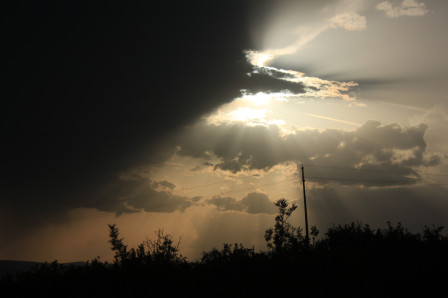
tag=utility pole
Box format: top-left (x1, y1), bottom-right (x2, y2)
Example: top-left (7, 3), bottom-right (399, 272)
top-left (301, 165), bottom-right (309, 243)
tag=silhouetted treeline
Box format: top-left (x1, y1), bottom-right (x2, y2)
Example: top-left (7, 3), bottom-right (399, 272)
top-left (2, 199), bottom-right (447, 297)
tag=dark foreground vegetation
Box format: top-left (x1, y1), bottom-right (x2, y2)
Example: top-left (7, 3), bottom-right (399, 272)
top-left (2, 199), bottom-right (447, 297)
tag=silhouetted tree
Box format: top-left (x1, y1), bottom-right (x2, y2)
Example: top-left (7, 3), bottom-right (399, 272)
top-left (264, 199), bottom-right (306, 254)
top-left (108, 224), bottom-right (129, 264)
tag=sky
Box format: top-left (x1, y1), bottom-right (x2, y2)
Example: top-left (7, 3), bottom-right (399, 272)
top-left (2, 0), bottom-right (448, 262)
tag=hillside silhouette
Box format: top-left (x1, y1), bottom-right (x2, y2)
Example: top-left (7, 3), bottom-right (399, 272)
top-left (1, 199), bottom-right (447, 297)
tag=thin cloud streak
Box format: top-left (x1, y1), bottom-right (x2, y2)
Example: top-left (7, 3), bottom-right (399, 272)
top-left (307, 113), bottom-right (361, 127)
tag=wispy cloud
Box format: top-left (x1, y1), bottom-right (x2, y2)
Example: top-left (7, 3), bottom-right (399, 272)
top-left (330, 11), bottom-right (367, 31)
top-left (377, 0), bottom-right (428, 18)
top-left (247, 11), bottom-right (367, 67)
top-left (267, 24), bottom-right (330, 60)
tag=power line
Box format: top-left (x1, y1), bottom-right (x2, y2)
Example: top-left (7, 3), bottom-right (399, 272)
top-left (303, 164), bottom-right (448, 177)
top-left (304, 176), bottom-right (448, 186)
top-left (306, 176), bottom-right (417, 185)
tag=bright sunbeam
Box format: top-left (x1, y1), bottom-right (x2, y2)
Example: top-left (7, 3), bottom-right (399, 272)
top-left (228, 107), bottom-right (268, 122)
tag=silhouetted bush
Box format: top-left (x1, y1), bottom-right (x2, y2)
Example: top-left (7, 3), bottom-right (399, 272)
top-left (108, 224), bottom-right (186, 267)
top-left (201, 243), bottom-right (256, 264)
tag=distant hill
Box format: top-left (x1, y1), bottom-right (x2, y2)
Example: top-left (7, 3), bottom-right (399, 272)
top-left (0, 260), bottom-right (86, 277)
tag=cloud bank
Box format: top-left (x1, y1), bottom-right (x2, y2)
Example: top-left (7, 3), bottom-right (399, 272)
top-left (176, 120), bottom-right (440, 187)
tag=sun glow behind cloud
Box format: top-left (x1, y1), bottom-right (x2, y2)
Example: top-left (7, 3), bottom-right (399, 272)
top-left (206, 47), bottom-right (363, 130)
top-left (206, 92), bottom-right (287, 127)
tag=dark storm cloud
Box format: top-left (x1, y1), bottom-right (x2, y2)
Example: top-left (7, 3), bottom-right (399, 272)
top-left (1, 1), bottom-right (300, 226)
top-left (0, 175), bottom-right (198, 242)
top-left (117, 178), bottom-right (200, 214)
top-left (206, 192), bottom-right (277, 214)
top-left (176, 120), bottom-right (440, 186)
top-left (86, 177), bottom-right (197, 214)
